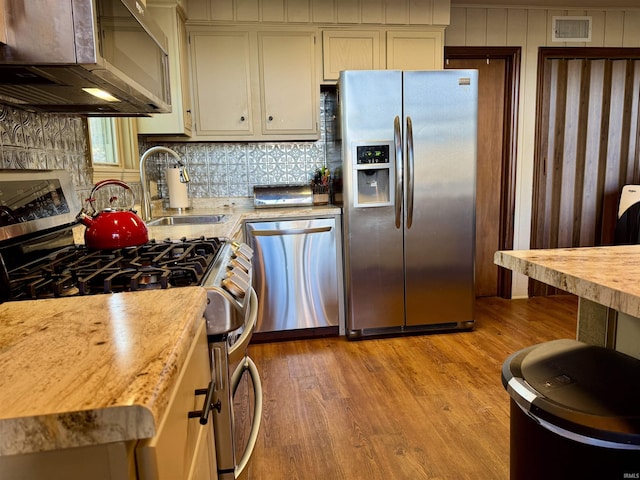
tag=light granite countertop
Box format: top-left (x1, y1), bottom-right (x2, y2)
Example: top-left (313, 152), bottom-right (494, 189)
top-left (74, 197), bottom-right (342, 244)
top-left (494, 245), bottom-right (640, 317)
top-left (0, 287), bottom-right (207, 456)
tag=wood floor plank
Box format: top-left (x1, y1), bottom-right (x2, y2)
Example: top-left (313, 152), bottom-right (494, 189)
top-left (241, 295), bottom-right (578, 479)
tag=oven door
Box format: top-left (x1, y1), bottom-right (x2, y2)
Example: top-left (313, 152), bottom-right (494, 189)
top-left (211, 288), bottom-right (262, 480)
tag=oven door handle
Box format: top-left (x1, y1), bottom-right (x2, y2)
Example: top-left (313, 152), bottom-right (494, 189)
top-left (228, 288), bottom-right (258, 365)
top-left (231, 355), bottom-right (263, 479)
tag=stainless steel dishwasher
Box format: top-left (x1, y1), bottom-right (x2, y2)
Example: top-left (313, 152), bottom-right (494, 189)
top-left (245, 216), bottom-right (344, 337)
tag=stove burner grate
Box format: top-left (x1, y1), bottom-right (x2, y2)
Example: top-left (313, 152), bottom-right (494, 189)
top-left (5, 237), bottom-right (224, 300)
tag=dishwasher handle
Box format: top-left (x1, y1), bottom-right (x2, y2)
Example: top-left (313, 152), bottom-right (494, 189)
top-left (250, 226), bottom-right (332, 236)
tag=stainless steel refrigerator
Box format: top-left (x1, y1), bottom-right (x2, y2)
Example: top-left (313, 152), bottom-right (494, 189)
top-left (339, 69), bottom-right (478, 338)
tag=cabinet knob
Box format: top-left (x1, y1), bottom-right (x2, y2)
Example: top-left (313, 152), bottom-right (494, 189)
top-left (240, 116), bottom-right (245, 122)
top-left (268, 115), bottom-right (273, 122)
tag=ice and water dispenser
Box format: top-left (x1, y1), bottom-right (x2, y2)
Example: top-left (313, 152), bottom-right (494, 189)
top-left (352, 143), bottom-right (394, 207)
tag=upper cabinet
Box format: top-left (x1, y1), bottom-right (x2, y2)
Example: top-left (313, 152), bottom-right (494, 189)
top-left (259, 31), bottom-right (318, 136)
top-left (321, 28), bottom-right (444, 82)
top-left (189, 28), bottom-right (319, 141)
top-left (137, 2), bottom-right (192, 136)
top-left (386, 29), bottom-right (444, 70)
top-left (189, 30), bottom-right (253, 136)
top-left (322, 31), bottom-right (382, 81)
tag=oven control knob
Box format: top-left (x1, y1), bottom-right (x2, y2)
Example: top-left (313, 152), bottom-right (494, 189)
top-left (226, 266), bottom-right (250, 284)
top-left (220, 271), bottom-right (251, 299)
top-left (222, 273), bottom-right (249, 299)
top-left (231, 241), bottom-right (254, 262)
top-left (227, 256), bottom-right (251, 274)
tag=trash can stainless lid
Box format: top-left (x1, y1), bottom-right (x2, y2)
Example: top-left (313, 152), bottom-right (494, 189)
top-left (502, 339), bottom-right (640, 447)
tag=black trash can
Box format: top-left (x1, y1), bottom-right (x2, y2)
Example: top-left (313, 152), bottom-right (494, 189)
top-left (502, 339), bottom-right (640, 479)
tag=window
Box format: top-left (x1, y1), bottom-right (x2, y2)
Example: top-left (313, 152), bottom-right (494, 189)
top-left (88, 118), bottom-right (140, 183)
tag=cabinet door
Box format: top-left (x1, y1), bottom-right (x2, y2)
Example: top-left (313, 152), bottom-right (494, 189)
top-left (258, 31), bottom-right (318, 136)
top-left (322, 30), bottom-right (381, 81)
top-left (137, 5), bottom-right (192, 136)
top-left (136, 322), bottom-right (214, 480)
top-left (187, 422), bottom-right (216, 480)
top-left (386, 30), bottom-right (444, 70)
top-left (190, 31), bottom-right (254, 136)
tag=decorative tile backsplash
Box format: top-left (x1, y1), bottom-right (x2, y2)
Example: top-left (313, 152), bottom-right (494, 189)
top-left (0, 90), bottom-right (339, 204)
top-left (141, 140), bottom-right (328, 199)
top-left (0, 105), bottom-right (94, 204)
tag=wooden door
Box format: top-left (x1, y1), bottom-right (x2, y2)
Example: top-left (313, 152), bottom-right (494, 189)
top-left (531, 48), bottom-right (640, 296)
top-left (445, 47), bottom-right (520, 298)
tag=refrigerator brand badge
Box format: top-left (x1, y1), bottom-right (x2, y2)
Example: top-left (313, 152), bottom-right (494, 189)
top-left (459, 77), bottom-right (472, 86)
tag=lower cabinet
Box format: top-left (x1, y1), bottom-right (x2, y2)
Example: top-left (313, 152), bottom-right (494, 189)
top-left (136, 321), bottom-right (216, 480)
top-left (0, 322), bottom-right (215, 480)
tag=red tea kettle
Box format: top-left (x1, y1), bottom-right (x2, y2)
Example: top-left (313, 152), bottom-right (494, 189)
top-left (77, 179), bottom-right (149, 250)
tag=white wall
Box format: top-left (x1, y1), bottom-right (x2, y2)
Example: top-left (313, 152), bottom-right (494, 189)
top-left (446, 6), bottom-right (640, 297)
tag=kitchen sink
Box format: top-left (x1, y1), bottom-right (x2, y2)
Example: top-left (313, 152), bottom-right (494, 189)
top-left (146, 214), bottom-right (227, 226)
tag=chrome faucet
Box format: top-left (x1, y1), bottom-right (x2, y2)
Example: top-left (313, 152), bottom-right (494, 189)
top-left (139, 146), bottom-right (190, 221)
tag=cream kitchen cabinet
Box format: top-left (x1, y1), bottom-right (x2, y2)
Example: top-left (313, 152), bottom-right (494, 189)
top-left (137, 2), bottom-right (192, 136)
top-left (135, 321), bottom-right (215, 480)
top-left (189, 28), bottom-right (319, 141)
top-left (322, 30), bottom-right (382, 81)
top-left (386, 29), bottom-right (444, 70)
top-left (321, 28), bottom-right (444, 82)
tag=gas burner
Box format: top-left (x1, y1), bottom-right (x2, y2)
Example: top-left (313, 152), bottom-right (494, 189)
top-left (3, 237), bottom-right (226, 301)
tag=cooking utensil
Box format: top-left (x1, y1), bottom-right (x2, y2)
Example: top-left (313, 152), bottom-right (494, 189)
top-left (77, 179), bottom-right (148, 250)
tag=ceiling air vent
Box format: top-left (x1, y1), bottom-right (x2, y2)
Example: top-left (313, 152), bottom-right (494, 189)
top-left (552, 16), bottom-right (592, 42)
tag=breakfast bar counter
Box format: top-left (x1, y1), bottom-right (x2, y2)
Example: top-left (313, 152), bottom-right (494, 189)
top-left (495, 245), bottom-right (640, 359)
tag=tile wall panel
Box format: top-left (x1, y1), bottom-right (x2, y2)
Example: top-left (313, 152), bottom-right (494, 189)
top-left (0, 105), bottom-right (94, 205)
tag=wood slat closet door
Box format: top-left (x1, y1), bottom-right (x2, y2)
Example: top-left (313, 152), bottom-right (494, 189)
top-left (531, 48), bottom-right (640, 296)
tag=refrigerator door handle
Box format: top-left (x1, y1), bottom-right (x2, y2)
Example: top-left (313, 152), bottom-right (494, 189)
top-left (394, 115), bottom-right (403, 229)
top-left (406, 116), bottom-right (415, 229)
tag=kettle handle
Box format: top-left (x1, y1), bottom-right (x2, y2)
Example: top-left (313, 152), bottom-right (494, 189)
top-left (87, 179), bottom-right (136, 214)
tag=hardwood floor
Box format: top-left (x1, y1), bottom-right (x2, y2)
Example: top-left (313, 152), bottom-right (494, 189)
top-left (241, 295), bottom-right (578, 480)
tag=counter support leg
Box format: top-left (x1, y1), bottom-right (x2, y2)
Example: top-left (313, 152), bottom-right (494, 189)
top-left (576, 298), bottom-right (617, 348)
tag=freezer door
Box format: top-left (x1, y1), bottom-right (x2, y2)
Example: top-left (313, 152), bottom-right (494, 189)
top-left (339, 70), bottom-right (406, 333)
top-left (403, 70), bottom-right (477, 327)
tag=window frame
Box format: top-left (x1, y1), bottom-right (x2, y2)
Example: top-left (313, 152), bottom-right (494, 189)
top-left (88, 118), bottom-right (141, 184)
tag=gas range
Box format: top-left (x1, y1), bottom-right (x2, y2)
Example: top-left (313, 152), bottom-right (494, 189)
top-left (0, 169), bottom-right (253, 337)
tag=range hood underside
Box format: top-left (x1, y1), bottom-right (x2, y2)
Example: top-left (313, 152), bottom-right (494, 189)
top-left (0, 65), bottom-right (168, 116)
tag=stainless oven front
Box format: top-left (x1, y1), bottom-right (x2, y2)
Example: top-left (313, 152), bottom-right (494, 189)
top-left (208, 288), bottom-right (262, 480)
top-left (202, 241), bottom-right (262, 480)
